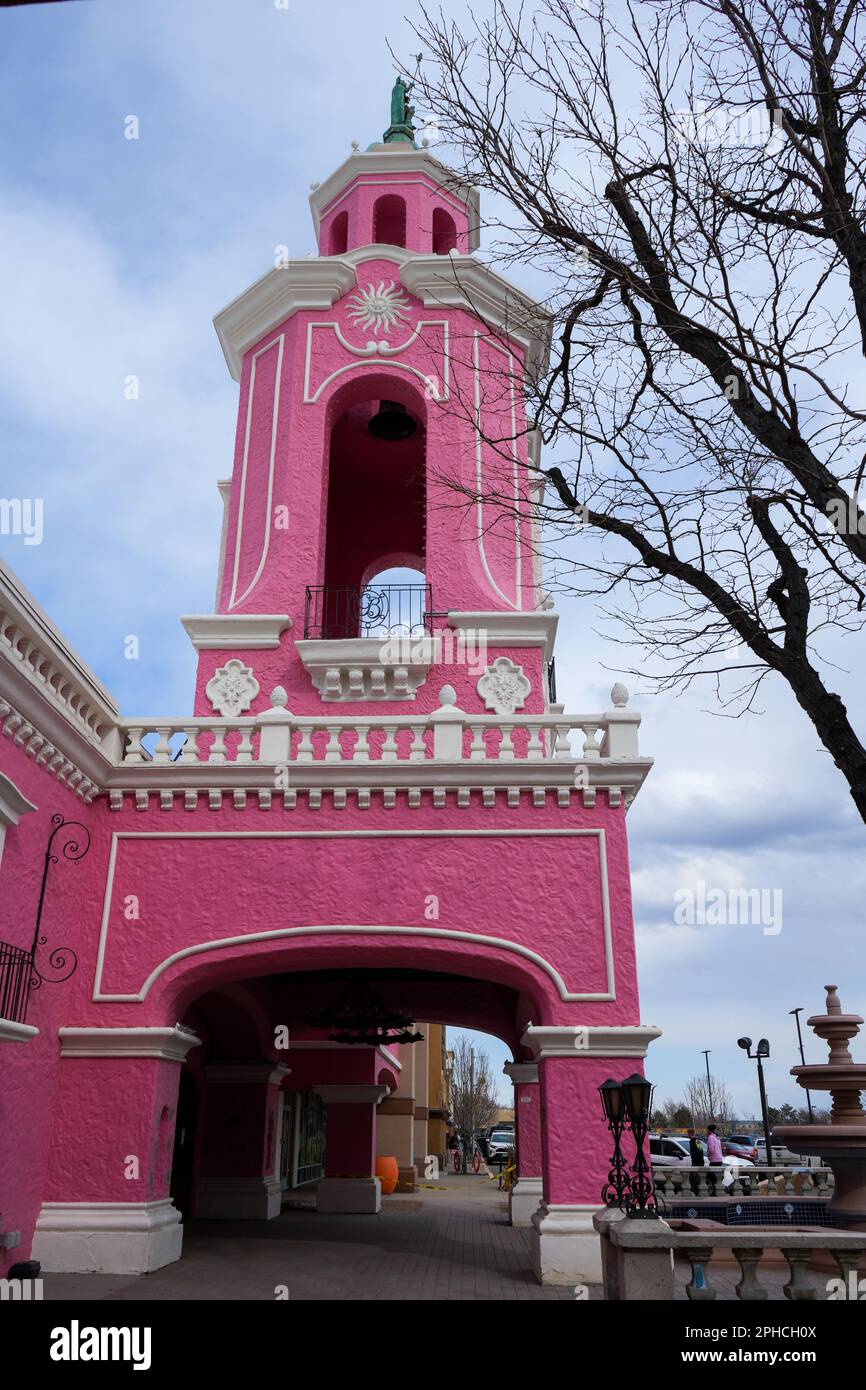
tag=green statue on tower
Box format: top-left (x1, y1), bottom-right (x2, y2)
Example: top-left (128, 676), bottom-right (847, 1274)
top-left (383, 75), bottom-right (417, 146)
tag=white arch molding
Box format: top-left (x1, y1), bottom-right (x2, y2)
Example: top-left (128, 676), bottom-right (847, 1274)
top-left (91, 828), bottom-right (616, 1004)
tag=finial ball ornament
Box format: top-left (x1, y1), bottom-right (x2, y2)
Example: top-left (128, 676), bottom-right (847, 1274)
top-left (611, 683), bottom-right (629, 707)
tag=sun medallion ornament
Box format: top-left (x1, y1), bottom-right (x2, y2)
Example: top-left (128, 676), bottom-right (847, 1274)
top-left (347, 279), bottom-right (411, 335)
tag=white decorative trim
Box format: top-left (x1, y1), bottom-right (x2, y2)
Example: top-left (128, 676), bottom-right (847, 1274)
top-left (0, 696), bottom-right (101, 802)
top-left (520, 1024), bottom-right (662, 1059)
top-left (448, 611), bottom-right (559, 660)
top-left (314, 1084), bottom-right (391, 1105)
top-left (228, 334), bottom-right (284, 610)
top-left (472, 332), bottom-right (522, 609)
top-left (401, 255), bottom-right (552, 383)
top-left (181, 613), bottom-right (292, 651)
top-left (0, 1017), bottom-right (39, 1044)
top-left (477, 657), bottom-right (531, 714)
top-left (58, 1025), bottom-right (202, 1061)
top-left (205, 659), bottom-right (260, 717)
top-left (316, 1176), bottom-right (381, 1215)
top-left (214, 261), bottom-right (357, 381)
top-left (503, 1061), bottom-right (539, 1085)
top-left (0, 768), bottom-right (37, 868)
top-left (296, 637), bottom-right (437, 701)
top-left (510, 1177), bottom-right (543, 1227)
top-left (302, 317), bottom-right (450, 405)
top-left (531, 1202), bottom-right (604, 1285)
top-left (31, 1199), bottom-right (182, 1275)
top-left (92, 828), bottom-right (615, 1004)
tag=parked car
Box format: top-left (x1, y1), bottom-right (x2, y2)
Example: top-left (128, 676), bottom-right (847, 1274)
top-left (487, 1130), bottom-right (515, 1165)
top-left (722, 1134), bottom-right (758, 1162)
top-left (755, 1139), bottom-right (798, 1164)
top-left (649, 1135), bottom-right (693, 1166)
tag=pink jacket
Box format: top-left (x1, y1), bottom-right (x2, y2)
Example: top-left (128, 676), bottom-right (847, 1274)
top-left (706, 1131), bottom-right (724, 1163)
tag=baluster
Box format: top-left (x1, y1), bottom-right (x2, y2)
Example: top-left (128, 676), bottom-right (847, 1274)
top-left (296, 723), bottom-right (314, 763)
top-left (381, 725), bottom-right (398, 762)
top-left (554, 718), bottom-right (572, 760)
top-left (153, 726), bottom-right (174, 764)
top-left (209, 727), bottom-right (227, 765)
top-left (830, 1249), bottom-right (860, 1295)
top-left (469, 725), bottom-right (486, 761)
top-left (354, 724), bottom-right (370, 762)
top-left (696, 1170), bottom-right (710, 1198)
top-left (526, 722), bottom-right (543, 760)
top-left (782, 1250), bottom-right (816, 1301)
top-left (815, 1170), bottom-right (830, 1195)
top-left (409, 722), bottom-right (426, 762)
top-left (324, 725), bottom-right (342, 763)
top-left (499, 724), bottom-right (515, 761)
top-left (180, 727), bottom-right (200, 763)
top-left (124, 727), bottom-right (146, 764)
top-left (734, 1249), bottom-right (767, 1300)
top-left (581, 722), bottom-right (602, 759)
top-left (683, 1249), bottom-right (715, 1301)
top-left (236, 724), bottom-right (253, 764)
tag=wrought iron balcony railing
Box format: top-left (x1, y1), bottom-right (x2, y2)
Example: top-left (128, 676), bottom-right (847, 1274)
top-left (304, 584), bottom-right (433, 641)
top-left (0, 939), bottom-right (33, 1025)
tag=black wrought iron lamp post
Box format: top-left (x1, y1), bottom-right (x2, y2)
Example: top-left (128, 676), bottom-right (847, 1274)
top-left (598, 1078), bottom-right (631, 1208)
top-left (737, 1036), bottom-right (775, 1166)
top-left (621, 1072), bottom-right (658, 1218)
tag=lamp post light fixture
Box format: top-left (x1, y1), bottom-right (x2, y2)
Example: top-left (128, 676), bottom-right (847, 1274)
top-left (737, 1036), bottom-right (775, 1166)
top-left (702, 1049), bottom-right (715, 1121)
top-left (621, 1072), bottom-right (658, 1218)
top-left (789, 1007), bottom-right (815, 1124)
top-left (598, 1077), bottom-right (631, 1209)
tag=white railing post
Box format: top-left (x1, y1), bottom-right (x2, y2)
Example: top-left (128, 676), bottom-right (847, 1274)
top-left (430, 684), bottom-right (465, 760)
top-left (600, 683), bottom-right (641, 758)
top-left (257, 686), bottom-right (293, 763)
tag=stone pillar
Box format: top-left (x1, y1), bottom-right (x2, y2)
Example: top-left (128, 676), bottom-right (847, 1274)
top-left (413, 1028), bottom-right (430, 1177)
top-left (31, 1025), bottom-right (201, 1274)
top-left (523, 1024), bottom-right (661, 1286)
top-left (196, 1062), bottom-right (290, 1220)
top-left (314, 1084), bottom-right (389, 1213)
top-left (503, 1061), bottom-right (542, 1226)
top-left (376, 1042), bottom-right (417, 1191)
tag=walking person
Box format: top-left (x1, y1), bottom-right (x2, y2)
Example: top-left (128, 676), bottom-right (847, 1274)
top-left (706, 1124), bottom-right (723, 1196)
top-left (687, 1127), bottom-right (704, 1196)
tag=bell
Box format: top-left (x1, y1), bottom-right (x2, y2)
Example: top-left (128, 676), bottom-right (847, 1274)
top-left (368, 399), bottom-right (417, 440)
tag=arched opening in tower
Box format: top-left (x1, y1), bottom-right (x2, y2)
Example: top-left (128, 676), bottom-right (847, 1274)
top-left (318, 378), bottom-right (427, 639)
top-left (372, 193), bottom-right (407, 247)
top-left (432, 207), bottom-right (457, 255)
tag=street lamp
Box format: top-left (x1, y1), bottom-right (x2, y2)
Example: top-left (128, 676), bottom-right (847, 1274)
top-left (789, 1007), bottom-right (815, 1123)
top-left (598, 1078), bottom-right (630, 1207)
top-left (702, 1049), bottom-right (714, 1122)
top-left (737, 1036), bottom-right (774, 1166)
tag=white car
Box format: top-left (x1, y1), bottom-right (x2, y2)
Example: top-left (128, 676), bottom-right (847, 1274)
top-left (650, 1135), bottom-right (755, 1169)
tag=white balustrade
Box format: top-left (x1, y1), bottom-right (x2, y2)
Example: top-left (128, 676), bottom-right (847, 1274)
top-left (116, 685), bottom-right (642, 769)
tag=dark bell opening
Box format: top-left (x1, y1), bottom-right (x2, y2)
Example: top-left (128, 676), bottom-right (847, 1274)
top-left (368, 400), bottom-right (417, 441)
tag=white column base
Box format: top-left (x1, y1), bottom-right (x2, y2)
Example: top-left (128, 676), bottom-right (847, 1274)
top-left (31, 1199), bottom-right (182, 1274)
top-left (531, 1201), bottom-right (604, 1285)
top-left (316, 1177), bottom-right (381, 1214)
top-left (509, 1177), bottom-right (543, 1227)
top-left (196, 1175), bottom-right (282, 1220)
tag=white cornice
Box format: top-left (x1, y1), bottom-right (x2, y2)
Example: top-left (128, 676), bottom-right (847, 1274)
top-left (296, 636), bottom-right (437, 701)
top-left (181, 614), bottom-right (293, 651)
top-left (59, 1025), bottom-right (202, 1061)
top-left (503, 1061), bottom-right (539, 1085)
top-left (0, 1018), bottom-right (39, 1044)
top-left (214, 260), bottom-right (358, 381)
top-left (400, 257), bottom-right (552, 382)
top-left (448, 611), bottom-right (559, 661)
top-left (520, 1025), bottom-right (663, 1060)
top-left (0, 769), bottom-right (38, 868)
top-left (309, 146), bottom-right (481, 250)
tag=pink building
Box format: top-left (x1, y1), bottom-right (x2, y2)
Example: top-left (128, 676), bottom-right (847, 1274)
top-left (0, 86), bottom-right (659, 1287)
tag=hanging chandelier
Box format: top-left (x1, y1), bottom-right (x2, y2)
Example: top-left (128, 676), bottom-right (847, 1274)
top-left (302, 981), bottom-right (424, 1046)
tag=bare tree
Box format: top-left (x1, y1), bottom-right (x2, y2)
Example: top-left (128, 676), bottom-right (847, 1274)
top-left (408, 0), bottom-right (866, 822)
top-left (685, 1073), bottom-right (734, 1127)
top-left (450, 1035), bottom-right (501, 1170)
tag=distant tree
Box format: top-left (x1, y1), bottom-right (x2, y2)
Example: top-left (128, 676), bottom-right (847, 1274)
top-left (450, 1036), bottom-right (500, 1172)
top-left (685, 1074), bottom-right (733, 1128)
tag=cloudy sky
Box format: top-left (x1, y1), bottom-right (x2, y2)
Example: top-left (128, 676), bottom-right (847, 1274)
top-left (2, 0), bottom-right (864, 1117)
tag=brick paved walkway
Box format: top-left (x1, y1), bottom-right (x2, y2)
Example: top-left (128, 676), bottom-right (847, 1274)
top-left (41, 1175), bottom-right (575, 1302)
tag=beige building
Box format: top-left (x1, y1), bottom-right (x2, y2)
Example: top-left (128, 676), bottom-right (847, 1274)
top-left (376, 1023), bottom-right (452, 1188)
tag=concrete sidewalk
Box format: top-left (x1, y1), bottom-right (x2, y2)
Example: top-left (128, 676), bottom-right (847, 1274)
top-left (39, 1174), bottom-right (577, 1302)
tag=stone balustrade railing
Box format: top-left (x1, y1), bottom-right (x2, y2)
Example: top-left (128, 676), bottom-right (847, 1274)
top-left (595, 1209), bottom-right (866, 1301)
top-left (653, 1165), bottom-right (834, 1199)
top-left (118, 684), bottom-right (643, 768)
